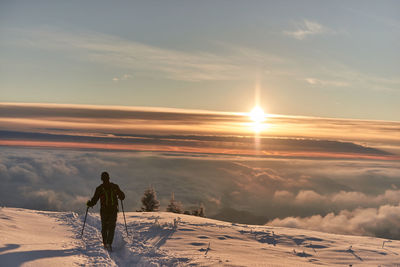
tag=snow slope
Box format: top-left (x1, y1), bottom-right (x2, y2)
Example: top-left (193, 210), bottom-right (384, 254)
top-left (1, 207), bottom-right (400, 266)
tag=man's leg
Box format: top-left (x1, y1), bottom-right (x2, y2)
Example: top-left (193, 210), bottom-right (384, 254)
top-left (100, 210), bottom-right (109, 248)
top-left (106, 209), bottom-right (118, 249)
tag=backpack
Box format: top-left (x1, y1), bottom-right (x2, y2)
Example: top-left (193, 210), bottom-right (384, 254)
top-left (101, 184), bottom-right (118, 208)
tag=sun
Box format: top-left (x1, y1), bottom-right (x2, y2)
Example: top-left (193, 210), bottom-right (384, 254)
top-left (248, 106), bottom-right (268, 133)
top-left (249, 106), bottom-right (265, 123)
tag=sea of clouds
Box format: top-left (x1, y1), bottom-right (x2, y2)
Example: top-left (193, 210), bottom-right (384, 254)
top-left (1, 147), bottom-right (400, 239)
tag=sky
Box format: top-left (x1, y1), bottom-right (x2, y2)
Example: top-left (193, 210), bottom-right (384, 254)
top-left (1, 1), bottom-right (400, 239)
top-left (0, 0), bottom-right (399, 120)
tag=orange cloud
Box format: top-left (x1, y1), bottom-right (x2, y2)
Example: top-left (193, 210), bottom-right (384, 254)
top-left (1, 102), bottom-right (399, 160)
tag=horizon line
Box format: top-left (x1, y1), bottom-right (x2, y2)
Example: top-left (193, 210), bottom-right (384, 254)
top-left (1, 101), bottom-right (399, 123)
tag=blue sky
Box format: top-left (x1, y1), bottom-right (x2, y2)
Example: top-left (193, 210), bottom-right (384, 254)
top-left (1, 0), bottom-right (399, 120)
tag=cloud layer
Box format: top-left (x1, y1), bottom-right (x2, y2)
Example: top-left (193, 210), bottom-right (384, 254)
top-left (1, 103), bottom-right (399, 159)
top-left (1, 146), bottom-right (400, 240)
top-left (269, 205), bottom-right (400, 240)
top-left (6, 26), bottom-right (400, 95)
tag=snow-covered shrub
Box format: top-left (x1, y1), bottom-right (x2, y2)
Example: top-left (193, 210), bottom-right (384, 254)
top-left (173, 217), bottom-right (181, 228)
top-left (141, 186), bottom-right (160, 212)
top-left (188, 203), bottom-right (206, 217)
top-left (166, 192), bottom-right (184, 214)
top-left (198, 203), bottom-right (205, 217)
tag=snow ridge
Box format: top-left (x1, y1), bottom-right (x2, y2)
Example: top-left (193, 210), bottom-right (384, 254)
top-left (2, 207), bottom-right (400, 266)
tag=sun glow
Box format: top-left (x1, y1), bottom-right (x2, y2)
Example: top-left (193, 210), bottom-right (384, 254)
top-left (248, 106), bottom-right (268, 133)
top-left (249, 106), bottom-right (265, 123)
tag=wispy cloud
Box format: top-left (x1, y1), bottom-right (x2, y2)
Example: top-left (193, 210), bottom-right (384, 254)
top-left (301, 62), bottom-right (400, 92)
top-left (113, 74), bottom-right (132, 82)
top-left (8, 27), bottom-right (398, 92)
top-left (284, 19), bottom-right (333, 40)
top-left (12, 28), bottom-right (282, 82)
top-left (305, 78), bottom-right (349, 87)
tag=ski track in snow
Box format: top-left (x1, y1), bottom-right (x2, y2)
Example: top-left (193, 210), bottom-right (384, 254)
top-left (48, 211), bottom-right (186, 266)
top-left (2, 207), bottom-right (400, 266)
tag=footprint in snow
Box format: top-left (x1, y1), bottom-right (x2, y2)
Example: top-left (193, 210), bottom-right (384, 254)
top-left (190, 242), bottom-right (207, 246)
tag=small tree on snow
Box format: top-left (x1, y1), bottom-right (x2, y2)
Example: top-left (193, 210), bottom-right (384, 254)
top-left (141, 186), bottom-right (160, 212)
top-left (198, 203), bottom-right (205, 217)
top-left (166, 192), bottom-right (183, 214)
top-left (191, 203), bottom-right (206, 217)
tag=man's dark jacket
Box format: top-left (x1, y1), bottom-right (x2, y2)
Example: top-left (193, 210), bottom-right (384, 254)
top-left (88, 182), bottom-right (125, 210)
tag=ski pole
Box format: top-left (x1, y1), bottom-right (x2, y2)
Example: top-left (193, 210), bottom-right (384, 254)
top-left (81, 206), bottom-right (89, 238)
top-left (120, 199), bottom-right (129, 237)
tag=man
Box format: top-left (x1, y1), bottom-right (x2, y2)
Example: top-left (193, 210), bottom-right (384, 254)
top-left (87, 171), bottom-right (125, 251)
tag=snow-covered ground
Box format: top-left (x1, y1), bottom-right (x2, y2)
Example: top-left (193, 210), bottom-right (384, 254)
top-left (1, 207), bottom-right (400, 266)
